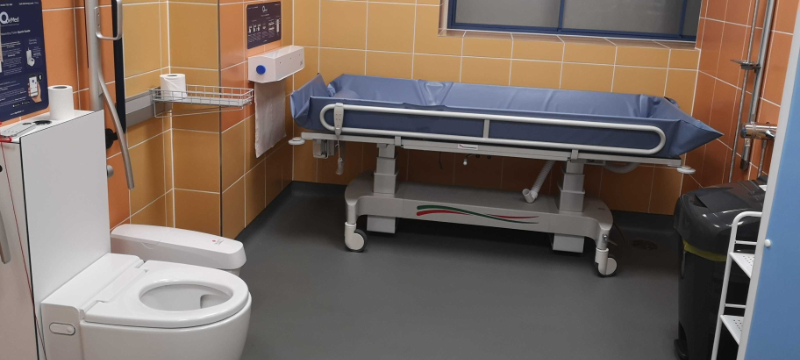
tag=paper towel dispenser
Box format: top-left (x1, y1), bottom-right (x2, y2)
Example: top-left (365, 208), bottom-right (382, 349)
top-left (248, 45), bottom-right (305, 84)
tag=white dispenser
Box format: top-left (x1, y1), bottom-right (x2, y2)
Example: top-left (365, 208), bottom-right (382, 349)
top-left (248, 45), bottom-right (304, 83)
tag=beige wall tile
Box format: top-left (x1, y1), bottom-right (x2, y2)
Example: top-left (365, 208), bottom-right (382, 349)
top-left (321, 1), bottom-right (367, 49)
top-left (222, 121), bottom-right (246, 190)
top-left (123, 4), bottom-right (162, 77)
top-left (366, 52), bottom-right (413, 79)
top-left (164, 131), bottom-right (173, 191)
top-left (407, 150), bottom-right (454, 185)
top-left (166, 190), bottom-right (174, 227)
top-left (161, 2), bottom-right (169, 67)
top-left (562, 37), bottom-right (616, 64)
top-left (415, 6), bottom-right (462, 55)
top-left (319, 48), bottom-right (366, 81)
top-left (463, 32), bottom-right (512, 58)
top-left (107, 155), bottom-right (130, 227)
top-left (293, 141), bottom-right (317, 182)
top-left (501, 158), bottom-right (549, 192)
top-left (367, 3), bottom-right (415, 52)
top-left (412, 54), bottom-right (461, 82)
top-left (510, 61), bottom-right (561, 89)
top-left (294, 47), bottom-right (320, 89)
top-left (560, 63), bottom-right (614, 92)
top-left (666, 70), bottom-right (698, 113)
top-left (42, 9), bottom-right (79, 91)
top-left (318, 143), bottom-right (363, 185)
top-left (245, 116), bottom-right (263, 170)
top-left (265, 152), bottom-right (283, 207)
top-left (130, 135), bottom-right (166, 213)
top-left (461, 57), bottom-right (511, 86)
top-left (669, 49), bottom-right (701, 69)
top-left (131, 196), bottom-right (167, 227)
top-left (171, 68), bottom-right (222, 132)
top-left (295, 0), bottom-right (320, 46)
top-left (175, 190), bottom-right (221, 235)
top-left (613, 67), bottom-right (668, 96)
top-left (512, 34), bottom-right (564, 61)
top-left (282, 0), bottom-right (293, 46)
top-left (125, 70), bottom-right (163, 97)
top-left (222, 179), bottom-right (245, 238)
top-left (599, 166), bottom-right (654, 213)
top-left (173, 130), bottom-right (220, 192)
top-left (127, 117), bottom-right (163, 147)
top-left (220, 3), bottom-right (245, 69)
top-left (169, 3), bottom-right (219, 69)
top-left (650, 168), bottom-right (682, 215)
top-left (454, 154), bottom-right (502, 189)
top-left (246, 161), bottom-right (267, 224)
top-left (615, 46), bottom-right (670, 67)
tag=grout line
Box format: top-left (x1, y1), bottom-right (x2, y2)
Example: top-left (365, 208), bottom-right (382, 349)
top-left (610, 46), bottom-right (619, 91)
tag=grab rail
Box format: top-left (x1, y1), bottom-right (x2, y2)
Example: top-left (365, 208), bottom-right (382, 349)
top-left (319, 103), bottom-right (667, 156)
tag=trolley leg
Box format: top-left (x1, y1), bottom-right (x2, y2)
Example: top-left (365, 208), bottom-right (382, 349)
top-left (595, 234), bottom-right (617, 277)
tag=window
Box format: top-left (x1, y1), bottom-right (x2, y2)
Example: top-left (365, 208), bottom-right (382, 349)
top-left (448, 0), bottom-right (702, 40)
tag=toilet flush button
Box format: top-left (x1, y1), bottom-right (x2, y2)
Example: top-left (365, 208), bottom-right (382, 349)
top-left (49, 323), bottom-right (75, 336)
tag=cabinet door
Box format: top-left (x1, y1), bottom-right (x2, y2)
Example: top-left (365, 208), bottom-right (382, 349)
top-left (0, 143), bottom-right (38, 360)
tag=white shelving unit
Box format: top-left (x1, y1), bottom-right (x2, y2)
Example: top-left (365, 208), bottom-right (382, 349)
top-left (711, 211), bottom-right (763, 360)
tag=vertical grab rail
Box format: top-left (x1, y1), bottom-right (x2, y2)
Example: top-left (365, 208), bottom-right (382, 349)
top-left (86, 0), bottom-right (134, 189)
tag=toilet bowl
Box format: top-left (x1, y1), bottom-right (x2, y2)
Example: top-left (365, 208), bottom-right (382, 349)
top-left (41, 253), bottom-right (251, 360)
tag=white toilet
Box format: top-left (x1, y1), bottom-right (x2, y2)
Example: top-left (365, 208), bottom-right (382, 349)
top-left (0, 112), bottom-right (252, 360)
top-left (41, 225), bottom-right (251, 360)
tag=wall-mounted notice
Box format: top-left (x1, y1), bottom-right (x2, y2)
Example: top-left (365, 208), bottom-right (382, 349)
top-left (0, 1), bottom-right (48, 122)
top-left (247, 2), bottom-right (282, 49)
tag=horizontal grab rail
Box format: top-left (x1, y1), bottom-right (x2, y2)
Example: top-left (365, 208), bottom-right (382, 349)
top-left (319, 103), bottom-right (667, 156)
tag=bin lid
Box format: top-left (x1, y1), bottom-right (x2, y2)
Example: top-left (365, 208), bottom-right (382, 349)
top-left (674, 177), bottom-right (767, 254)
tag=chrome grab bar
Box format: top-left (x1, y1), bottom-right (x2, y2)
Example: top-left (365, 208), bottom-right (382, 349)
top-left (88, 0), bottom-right (133, 189)
top-left (99, 72), bottom-right (134, 189)
top-left (319, 103), bottom-right (667, 156)
top-left (96, 0), bottom-right (123, 41)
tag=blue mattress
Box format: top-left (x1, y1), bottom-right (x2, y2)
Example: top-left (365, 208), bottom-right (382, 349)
top-left (291, 74), bottom-right (721, 158)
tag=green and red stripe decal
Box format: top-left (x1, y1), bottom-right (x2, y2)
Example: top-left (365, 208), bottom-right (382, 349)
top-left (416, 205), bottom-right (538, 224)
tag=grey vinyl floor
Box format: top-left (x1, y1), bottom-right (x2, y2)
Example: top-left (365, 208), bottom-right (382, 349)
top-left (237, 184), bottom-right (681, 360)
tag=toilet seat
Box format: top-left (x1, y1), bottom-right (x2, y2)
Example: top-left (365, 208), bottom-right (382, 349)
top-left (83, 260), bottom-right (249, 329)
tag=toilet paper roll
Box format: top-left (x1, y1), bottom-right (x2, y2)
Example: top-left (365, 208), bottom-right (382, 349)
top-left (160, 74), bottom-right (187, 100)
top-left (48, 85), bottom-right (75, 121)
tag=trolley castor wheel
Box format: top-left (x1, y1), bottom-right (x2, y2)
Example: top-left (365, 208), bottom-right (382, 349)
top-left (595, 256), bottom-right (618, 277)
top-left (345, 229), bottom-right (367, 252)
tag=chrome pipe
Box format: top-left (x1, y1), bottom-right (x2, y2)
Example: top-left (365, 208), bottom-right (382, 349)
top-left (84, 0), bottom-right (103, 111)
top-left (99, 73), bottom-right (134, 189)
top-left (729, 0), bottom-right (762, 182)
top-left (742, 123), bottom-right (778, 139)
top-left (85, 0), bottom-right (134, 189)
top-left (757, 139), bottom-right (768, 176)
top-left (741, 0), bottom-right (778, 170)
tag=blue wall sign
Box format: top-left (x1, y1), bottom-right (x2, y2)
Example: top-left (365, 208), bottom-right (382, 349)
top-left (0, 1), bottom-right (48, 122)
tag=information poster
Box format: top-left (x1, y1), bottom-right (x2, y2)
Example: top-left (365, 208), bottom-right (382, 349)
top-left (0, 1), bottom-right (48, 121)
top-left (247, 2), bottom-right (281, 49)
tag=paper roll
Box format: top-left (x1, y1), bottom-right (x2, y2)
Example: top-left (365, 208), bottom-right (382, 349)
top-left (48, 85), bottom-right (75, 121)
top-left (160, 74), bottom-right (187, 100)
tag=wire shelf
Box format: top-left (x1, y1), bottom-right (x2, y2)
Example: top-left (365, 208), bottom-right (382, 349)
top-left (150, 85), bottom-right (254, 118)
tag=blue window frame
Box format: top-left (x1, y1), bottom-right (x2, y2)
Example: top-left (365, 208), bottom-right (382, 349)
top-left (448, 0), bottom-right (700, 41)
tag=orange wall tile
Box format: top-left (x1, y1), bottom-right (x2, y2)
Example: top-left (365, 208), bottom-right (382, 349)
top-left (288, 2), bottom-right (712, 215)
top-left (686, 0), bottom-right (791, 192)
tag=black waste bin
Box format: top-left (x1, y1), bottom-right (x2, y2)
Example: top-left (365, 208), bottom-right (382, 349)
top-left (673, 177), bottom-right (767, 360)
